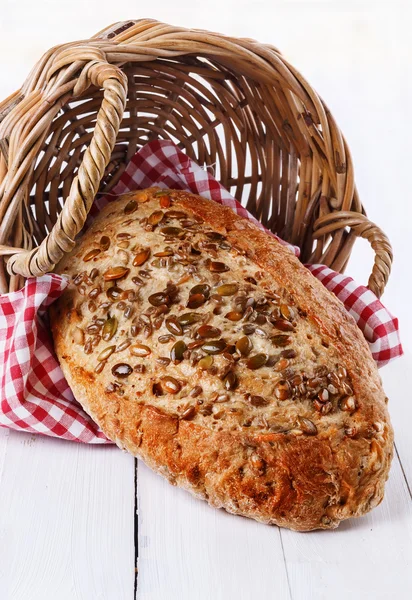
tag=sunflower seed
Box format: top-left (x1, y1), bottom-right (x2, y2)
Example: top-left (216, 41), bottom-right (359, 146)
top-left (83, 248), bottom-right (101, 262)
top-left (104, 267), bottom-right (130, 281)
top-left (133, 248), bottom-right (151, 267)
top-left (181, 406), bottom-right (196, 420)
top-left (340, 396), bottom-right (358, 412)
top-left (129, 343), bottom-right (151, 357)
top-left (246, 353), bottom-right (267, 370)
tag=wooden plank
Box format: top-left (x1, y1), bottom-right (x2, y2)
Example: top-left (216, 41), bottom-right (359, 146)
top-left (0, 431), bottom-right (135, 600)
top-left (280, 452), bottom-right (412, 600)
top-left (380, 359), bottom-right (412, 494)
top-left (137, 460), bottom-right (291, 600)
top-left (137, 443), bottom-right (412, 600)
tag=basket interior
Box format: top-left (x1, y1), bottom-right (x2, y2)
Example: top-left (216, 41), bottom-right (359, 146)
top-left (28, 56), bottom-right (319, 258)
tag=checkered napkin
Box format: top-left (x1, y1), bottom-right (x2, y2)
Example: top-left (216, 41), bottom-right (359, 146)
top-left (0, 140), bottom-right (403, 444)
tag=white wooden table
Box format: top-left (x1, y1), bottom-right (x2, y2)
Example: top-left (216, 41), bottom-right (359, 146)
top-left (1, 2), bottom-right (411, 598)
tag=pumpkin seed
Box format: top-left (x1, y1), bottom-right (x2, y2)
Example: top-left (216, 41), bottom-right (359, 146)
top-left (225, 311), bottom-right (243, 322)
top-left (83, 248), bottom-right (101, 262)
top-left (235, 336), bottom-right (252, 356)
top-left (102, 317), bottom-right (117, 341)
top-left (124, 199), bottom-right (138, 214)
top-left (165, 210), bottom-right (187, 219)
top-left (134, 191), bottom-right (149, 203)
top-left (246, 353), bottom-right (267, 370)
top-left (205, 231), bottom-right (224, 241)
top-left (148, 210), bottom-right (164, 225)
top-left (160, 226), bottom-right (183, 237)
top-left (190, 284), bottom-right (210, 298)
top-left (216, 283), bottom-right (238, 296)
top-left (198, 355), bottom-right (214, 369)
top-left (104, 266), bottom-right (130, 281)
top-left (202, 340), bottom-right (227, 355)
top-left (97, 345), bottom-right (116, 361)
top-left (100, 236), bottom-right (111, 251)
top-left (196, 325), bottom-right (221, 339)
top-left (129, 343), bottom-right (151, 357)
top-left (274, 379), bottom-right (291, 400)
top-left (161, 376), bottom-right (181, 394)
top-left (165, 315), bottom-right (183, 336)
top-left (178, 312), bottom-right (203, 326)
top-left (273, 319), bottom-right (295, 332)
top-left (208, 261), bottom-right (230, 273)
top-left (280, 304), bottom-right (294, 321)
top-left (170, 340), bottom-right (187, 362)
top-left (111, 363), bottom-right (132, 378)
top-left (159, 195), bottom-right (171, 208)
top-left (133, 248), bottom-right (151, 267)
top-left (187, 293), bottom-right (206, 309)
top-left (148, 292), bottom-right (169, 307)
top-left (281, 349), bottom-right (296, 359)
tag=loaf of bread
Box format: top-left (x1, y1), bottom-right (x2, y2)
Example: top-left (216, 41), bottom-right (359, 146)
top-left (50, 188), bottom-right (393, 531)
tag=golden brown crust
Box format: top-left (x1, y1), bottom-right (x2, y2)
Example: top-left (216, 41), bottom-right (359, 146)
top-left (50, 188), bottom-right (393, 531)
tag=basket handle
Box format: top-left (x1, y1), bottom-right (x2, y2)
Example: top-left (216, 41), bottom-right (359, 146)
top-left (313, 211), bottom-right (393, 298)
top-left (7, 60), bottom-right (127, 278)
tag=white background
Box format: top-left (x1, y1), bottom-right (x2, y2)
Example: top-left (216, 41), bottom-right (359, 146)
top-left (0, 1), bottom-right (411, 599)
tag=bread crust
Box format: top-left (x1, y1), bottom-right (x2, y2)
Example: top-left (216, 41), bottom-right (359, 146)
top-left (50, 188), bottom-right (393, 531)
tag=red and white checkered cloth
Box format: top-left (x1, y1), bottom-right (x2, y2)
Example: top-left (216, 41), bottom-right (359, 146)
top-left (0, 140), bottom-right (402, 444)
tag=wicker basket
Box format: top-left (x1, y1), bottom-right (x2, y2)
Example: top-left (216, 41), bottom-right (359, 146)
top-left (0, 19), bottom-right (392, 296)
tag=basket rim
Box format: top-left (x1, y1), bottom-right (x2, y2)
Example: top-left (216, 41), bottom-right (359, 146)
top-left (0, 18), bottom-right (392, 298)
